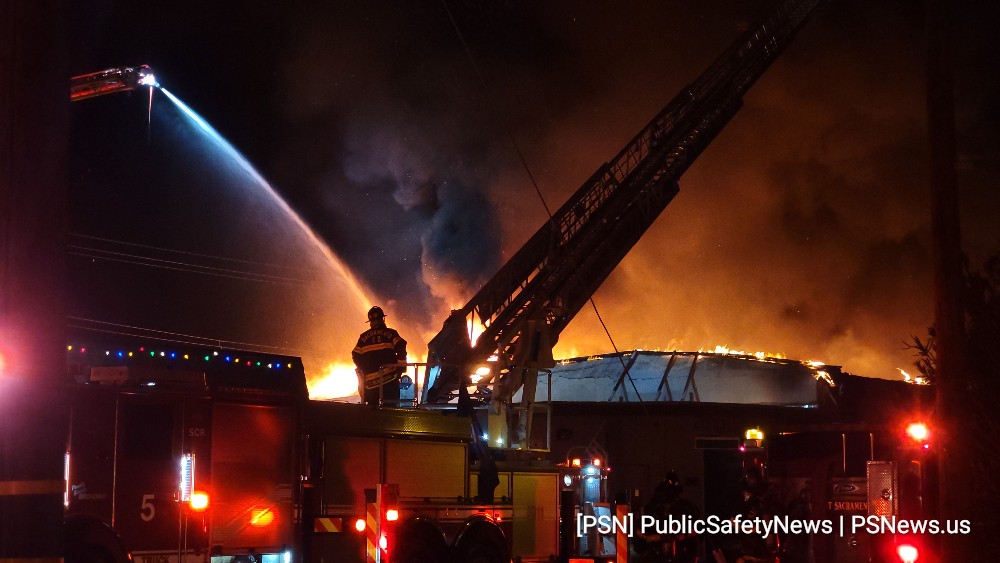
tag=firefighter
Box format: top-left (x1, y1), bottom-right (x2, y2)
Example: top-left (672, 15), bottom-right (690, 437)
top-left (736, 465), bottom-right (778, 563)
top-left (641, 471), bottom-right (700, 563)
top-left (352, 306), bottom-right (408, 406)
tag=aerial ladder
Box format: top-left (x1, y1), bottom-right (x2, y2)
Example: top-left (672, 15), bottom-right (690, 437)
top-left (69, 65), bottom-right (157, 101)
top-left (423, 0), bottom-right (823, 459)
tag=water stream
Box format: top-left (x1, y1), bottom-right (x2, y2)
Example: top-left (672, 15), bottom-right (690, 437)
top-left (70, 87), bottom-right (377, 399)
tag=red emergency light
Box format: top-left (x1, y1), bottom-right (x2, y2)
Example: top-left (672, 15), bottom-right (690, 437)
top-left (189, 491), bottom-right (209, 512)
top-left (904, 421), bottom-right (932, 450)
top-left (896, 543), bottom-right (919, 563)
top-left (905, 423), bottom-right (929, 442)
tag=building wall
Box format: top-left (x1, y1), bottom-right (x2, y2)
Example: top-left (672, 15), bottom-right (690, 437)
top-left (548, 402), bottom-right (825, 513)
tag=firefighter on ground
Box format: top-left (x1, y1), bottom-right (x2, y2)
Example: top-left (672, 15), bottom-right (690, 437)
top-left (641, 471), bottom-right (700, 563)
top-left (353, 306), bottom-right (408, 406)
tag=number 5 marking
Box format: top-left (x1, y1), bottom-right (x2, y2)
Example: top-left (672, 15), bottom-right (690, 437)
top-left (140, 494), bottom-right (155, 521)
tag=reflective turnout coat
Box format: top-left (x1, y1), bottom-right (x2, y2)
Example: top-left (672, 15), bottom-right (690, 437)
top-left (352, 327), bottom-right (407, 390)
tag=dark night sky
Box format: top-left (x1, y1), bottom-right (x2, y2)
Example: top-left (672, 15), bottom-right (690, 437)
top-left (67, 1), bottom-right (999, 391)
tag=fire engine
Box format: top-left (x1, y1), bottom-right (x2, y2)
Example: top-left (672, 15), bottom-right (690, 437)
top-left (744, 385), bottom-right (939, 563)
top-left (63, 340), bottom-right (614, 563)
top-left (64, 0), bottom-right (824, 561)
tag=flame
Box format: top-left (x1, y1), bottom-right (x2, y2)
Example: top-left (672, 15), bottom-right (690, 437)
top-left (898, 368), bottom-right (929, 385)
top-left (438, 307), bottom-right (488, 347)
top-left (407, 353), bottom-right (426, 388)
top-left (813, 369), bottom-right (835, 387)
top-left (308, 354), bottom-right (432, 401)
top-left (697, 345), bottom-right (786, 360)
top-left (309, 362), bottom-right (361, 400)
top-left (468, 315), bottom-right (486, 347)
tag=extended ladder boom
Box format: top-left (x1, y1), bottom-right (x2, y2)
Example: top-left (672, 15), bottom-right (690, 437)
top-left (425, 0), bottom-right (821, 404)
top-left (70, 65), bottom-right (156, 102)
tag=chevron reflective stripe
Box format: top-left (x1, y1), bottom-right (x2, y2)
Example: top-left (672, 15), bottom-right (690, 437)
top-left (363, 368), bottom-right (401, 390)
top-left (313, 516), bottom-right (343, 533)
top-left (616, 504), bottom-right (628, 563)
top-left (366, 502), bottom-right (378, 563)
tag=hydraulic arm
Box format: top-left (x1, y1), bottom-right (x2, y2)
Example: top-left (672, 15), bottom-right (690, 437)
top-left (424, 0), bottom-right (822, 413)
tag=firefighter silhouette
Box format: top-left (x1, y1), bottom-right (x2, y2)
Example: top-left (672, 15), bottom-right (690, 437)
top-left (352, 306), bottom-right (408, 406)
top-left (641, 471), bottom-right (700, 563)
top-left (736, 465), bottom-right (780, 563)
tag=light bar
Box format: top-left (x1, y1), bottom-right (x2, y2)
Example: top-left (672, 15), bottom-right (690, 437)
top-left (179, 453), bottom-right (195, 502)
top-left (64, 451), bottom-right (71, 508)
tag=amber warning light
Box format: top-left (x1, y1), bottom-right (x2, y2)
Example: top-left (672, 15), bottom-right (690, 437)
top-left (189, 491), bottom-right (209, 512)
top-left (251, 508), bottom-right (275, 527)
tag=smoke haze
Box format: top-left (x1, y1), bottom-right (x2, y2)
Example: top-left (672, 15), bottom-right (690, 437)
top-left (73, 0), bottom-right (999, 379)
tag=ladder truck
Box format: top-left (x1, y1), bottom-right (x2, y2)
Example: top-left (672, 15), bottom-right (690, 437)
top-left (65, 1), bottom-right (821, 561)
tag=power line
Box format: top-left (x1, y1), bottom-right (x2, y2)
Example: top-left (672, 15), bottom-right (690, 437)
top-left (70, 232), bottom-right (317, 273)
top-left (69, 244), bottom-right (310, 285)
top-left (440, 0), bottom-right (638, 394)
top-left (68, 248), bottom-right (308, 286)
top-left (67, 316), bottom-right (310, 355)
top-left (439, 0), bottom-right (555, 222)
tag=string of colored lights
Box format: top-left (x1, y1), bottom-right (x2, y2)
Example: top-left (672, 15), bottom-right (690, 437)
top-left (66, 343), bottom-right (297, 370)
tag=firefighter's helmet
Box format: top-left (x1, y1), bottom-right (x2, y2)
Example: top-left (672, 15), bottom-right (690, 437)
top-left (367, 306), bottom-right (387, 323)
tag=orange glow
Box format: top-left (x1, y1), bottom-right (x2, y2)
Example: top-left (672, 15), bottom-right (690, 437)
top-left (354, 518), bottom-right (366, 532)
top-left (250, 508), bottom-right (275, 527)
top-left (593, 458), bottom-right (601, 467)
top-left (386, 509), bottom-right (399, 522)
top-left (379, 534), bottom-right (388, 551)
top-left (189, 491), bottom-right (209, 512)
top-left (571, 458), bottom-right (581, 467)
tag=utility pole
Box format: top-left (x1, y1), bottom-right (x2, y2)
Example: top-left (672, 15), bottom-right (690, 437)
top-left (926, 0), bottom-right (973, 560)
top-left (0, 1), bottom-right (69, 559)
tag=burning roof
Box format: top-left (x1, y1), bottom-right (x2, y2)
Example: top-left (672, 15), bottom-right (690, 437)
top-left (514, 350), bottom-right (841, 407)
